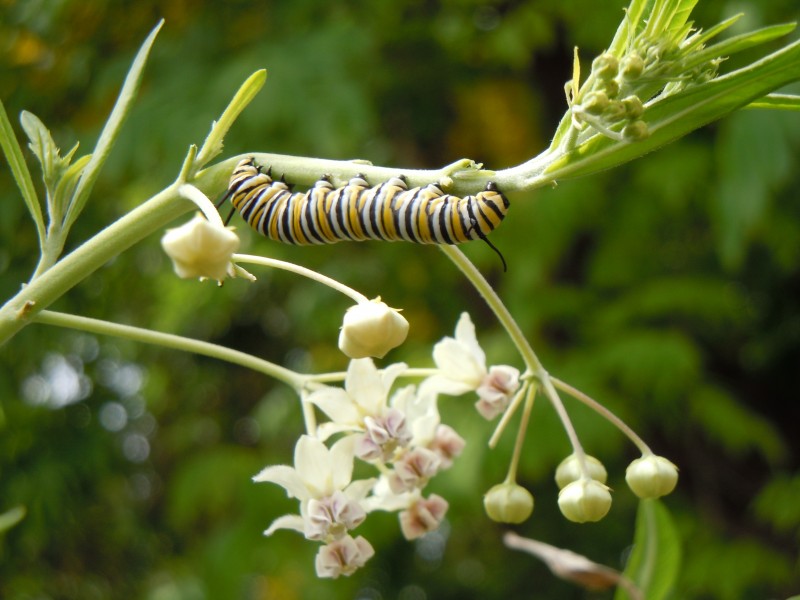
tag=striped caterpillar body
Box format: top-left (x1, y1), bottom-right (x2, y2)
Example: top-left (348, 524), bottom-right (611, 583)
top-left (225, 157), bottom-right (510, 247)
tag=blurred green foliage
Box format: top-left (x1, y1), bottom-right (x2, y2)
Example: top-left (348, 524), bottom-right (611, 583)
top-left (1, 0), bottom-right (799, 598)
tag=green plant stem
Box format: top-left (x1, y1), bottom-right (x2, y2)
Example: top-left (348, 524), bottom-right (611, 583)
top-left (439, 245), bottom-right (591, 470)
top-left (551, 376), bottom-right (652, 455)
top-left (305, 367), bottom-right (438, 385)
top-left (234, 254), bottom-right (368, 304)
top-left (0, 160), bottom-right (232, 348)
top-left (505, 384), bottom-right (535, 483)
top-left (489, 383), bottom-right (529, 449)
top-left (34, 310), bottom-right (305, 389)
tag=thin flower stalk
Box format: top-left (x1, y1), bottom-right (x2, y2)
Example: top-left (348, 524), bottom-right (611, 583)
top-left (440, 245), bottom-right (595, 476)
top-left (233, 254), bottom-right (368, 304)
top-left (551, 376), bottom-right (652, 455)
top-left (33, 309), bottom-right (305, 389)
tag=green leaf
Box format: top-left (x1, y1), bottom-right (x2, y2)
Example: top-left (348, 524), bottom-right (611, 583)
top-left (62, 19), bottom-right (164, 232)
top-left (52, 154), bottom-right (92, 220)
top-left (608, 0), bottom-right (651, 56)
top-left (0, 100), bottom-right (44, 245)
top-left (683, 13), bottom-right (743, 53)
top-left (19, 111), bottom-right (67, 201)
top-left (193, 69), bottom-right (268, 174)
top-left (0, 505), bottom-right (26, 535)
top-left (615, 500), bottom-right (681, 600)
top-left (545, 38), bottom-right (800, 182)
top-left (684, 23), bottom-right (797, 73)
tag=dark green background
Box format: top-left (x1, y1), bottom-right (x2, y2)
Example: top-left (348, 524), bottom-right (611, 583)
top-left (1, 1), bottom-right (799, 598)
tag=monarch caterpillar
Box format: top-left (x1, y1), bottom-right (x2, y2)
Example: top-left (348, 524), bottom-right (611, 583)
top-left (223, 157), bottom-right (510, 267)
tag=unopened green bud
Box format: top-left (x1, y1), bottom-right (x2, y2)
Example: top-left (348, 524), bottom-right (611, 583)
top-left (601, 78), bottom-right (620, 98)
top-left (581, 91), bottom-right (609, 115)
top-left (592, 53), bottom-right (619, 79)
top-left (625, 455), bottom-right (678, 499)
top-left (622, 95), bottom-right (644, 119)
top-left (558, 479), bottom-right (612, 523)
top-left (623, 120), bottom-right (650, 141)
top-left (603, 100), bottom-right (626, 120)
top-left (620, 54), bottom-right (645, 79)
top-left (555, 453), bottom-right (607, 489)
top-left (484, 482), bottom-right (534, 524)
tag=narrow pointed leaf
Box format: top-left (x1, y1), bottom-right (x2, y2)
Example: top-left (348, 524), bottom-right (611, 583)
top-left (63, 19), bottom-right (164, 232)
top-left (19, 110), bottom-right (63, 197)
top-left (194, 69), bottom-right (267, 172)
top-left (684, 14), bottom-right (743, 51)
top-left (684, 23), bottom-right (797, 72)
top-left (0, 100), bottom-right (44, 244)
top-left (614, 500), bottom-right (681, 600)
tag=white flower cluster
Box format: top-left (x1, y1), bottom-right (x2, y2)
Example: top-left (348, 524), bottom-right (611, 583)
top-left (253, 313), bottom-right (520, 578)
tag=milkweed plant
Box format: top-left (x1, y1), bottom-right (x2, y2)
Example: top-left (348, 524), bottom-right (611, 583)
top-left (2, 0), bottom-right (799, 596)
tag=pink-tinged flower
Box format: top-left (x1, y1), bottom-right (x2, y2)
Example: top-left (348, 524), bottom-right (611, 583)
top-left (305, 491), bottom-right (367, 541)
top-left (315, 535), bottom-right (375, 579)
top-left (355, 408), bottom-right (412, 462)
top-left (387, 447), bottom-right (441, 494)
top-left (253, 435), bottom-right (374, 542)
top-left (161, 214), bottom-right (239, 282)
top-left (427, 424), bottom-right (466, 470)
top-left (399, 494), bottom-right (449, 540)
top-left (475, 365), bottom-right (521, 420)
top-left (424, 314), bottom-right (520, 421)
top-left (307, 358), bottom-right (407, 441)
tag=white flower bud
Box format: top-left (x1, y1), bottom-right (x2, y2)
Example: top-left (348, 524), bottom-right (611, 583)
top-left (161, 214), bottom-right (239, 282)
top-left (625, 455), bottom-right (678, 499)
top-left (555, 453), bottom-right (608, 489)
top-left (557, 479), bottom-right (612, 523)
top-left (484, 482), bottom-right (534, 524)
top-left (338, 298), bottom-right (409, 359)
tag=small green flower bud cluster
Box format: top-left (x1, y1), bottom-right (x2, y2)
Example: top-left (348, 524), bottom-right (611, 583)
top-left (575, 52), bottom-right (649, 141)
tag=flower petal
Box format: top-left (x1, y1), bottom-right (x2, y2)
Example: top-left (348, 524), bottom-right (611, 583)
top-left (454, 312), bottom-right (486, 366)
top-left (307, 387), bottom-right (361, 425)
top-left (329, 435), bottom-right (357, 491)
top-left (295, 435), bottom-right (333, 497)
top-left (264, 514), bottom-right (306, 536)
top-left (252, 465), bottom-right (310, 500)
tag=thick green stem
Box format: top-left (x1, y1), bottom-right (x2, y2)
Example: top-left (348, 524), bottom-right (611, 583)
top-left (0, 161), bottom-right (232, 348)
top-left (0, 183), bottom-right (185, 345)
